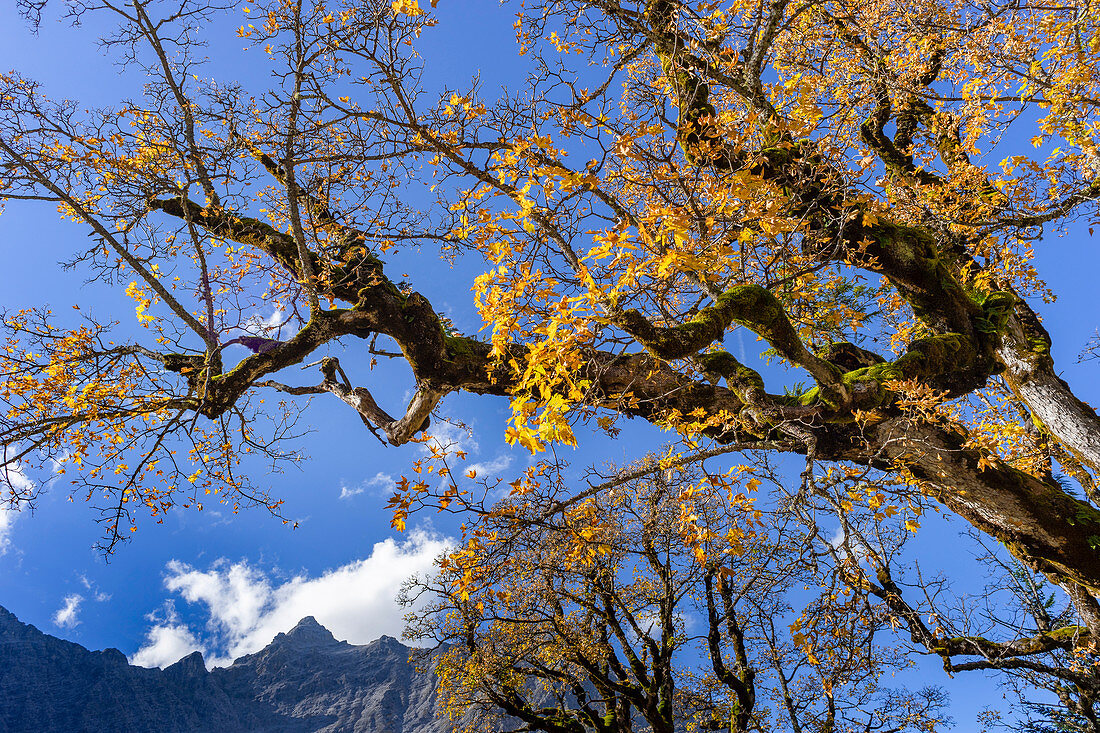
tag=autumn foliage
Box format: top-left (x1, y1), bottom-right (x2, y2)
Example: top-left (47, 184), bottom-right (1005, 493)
top-left (4, 0), bottom-right (1100, 727)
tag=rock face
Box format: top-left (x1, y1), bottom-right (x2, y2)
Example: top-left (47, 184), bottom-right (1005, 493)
top-left (0, 606), bottom-right (449, 733)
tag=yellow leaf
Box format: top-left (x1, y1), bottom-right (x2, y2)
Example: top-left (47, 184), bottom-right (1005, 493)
top-left (391, 0), bottom-right (424, 15)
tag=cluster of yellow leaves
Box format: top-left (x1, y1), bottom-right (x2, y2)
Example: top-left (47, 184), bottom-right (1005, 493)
top-left (962, 382), bottom-right (1053, 478)
top-left (124, 281), bottom-right (157, 325)
top-left (502, 294), bottom-right (594, 451)
top-left (674, 467), bottom-right (761, 566)
top-left (0, 306), bottom-right (289, 537)
top-left (788, 588), bottom-right (881, 675)
top-left (820, 464), bottom-right (927, 530)
top-left (0, 311), bottom-right (169, 516)
top-left (472, 255), bottom-right (596, 452)
top-left (887, 378), bottom-right (950, 423)
top-left (391, 0), bottom-right (424, 16)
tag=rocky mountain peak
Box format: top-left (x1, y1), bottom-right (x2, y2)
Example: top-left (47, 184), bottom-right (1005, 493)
top-left (165, 649), bottom-right (207, 676)
top-left (0, 605), bottom-right (451, 733)
top-left (270, 615), bottom-right (343, 648)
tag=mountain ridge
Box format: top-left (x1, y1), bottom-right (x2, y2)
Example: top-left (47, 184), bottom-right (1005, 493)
top-left (0, 604), bottom-right (449, 733)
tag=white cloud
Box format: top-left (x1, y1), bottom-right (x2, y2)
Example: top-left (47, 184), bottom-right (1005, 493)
top-left (0, 450), bottom-right (35, 556)
top-left (53, 594), bottom-right (84, 629)
top-left (635, 610), bottom-right (696, 641)
top-left (339, 484), bottom-right (364, 500)
top-left (80, 575), bottom-right (113, 602)
top-left (77, 575), bottom-right (112, 603)
top-left (131, 611), bottom-right (207, 669)
top-left (827, 525), bottom-right (870, 560)
top-left (133, 529), bottom-right (452, 669)
top-left (467, 454), bottom-right (512, 481)
top-left (424, 421), bottom-right (512, 486)
top-left (242, 308), bottom-right (285, 335)
top-left (424, 420), bottom-right (477, 455)
top-left (338, 472), bottom-right (393, 500)
top-left (262, 310), bottom-right (285, 330)
top-left (0, 451), bottom-right (36, 499)
top-left (0, 507), bottom-right (17, 556)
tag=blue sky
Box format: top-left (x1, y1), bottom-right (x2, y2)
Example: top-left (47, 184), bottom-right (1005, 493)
top-left (1, 1), bottom-right (1099, 727)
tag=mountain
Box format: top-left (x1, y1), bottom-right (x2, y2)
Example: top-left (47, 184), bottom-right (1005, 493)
top-left (0, 606), bottom-right (449, 733)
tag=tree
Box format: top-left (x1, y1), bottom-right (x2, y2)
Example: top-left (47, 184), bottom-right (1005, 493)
top-left (402, 458), bottom-right (951, 733)
top-left (789, 471), bottom-right (1100, 732)
top-left (2, 0), bottom-right (1100, 717)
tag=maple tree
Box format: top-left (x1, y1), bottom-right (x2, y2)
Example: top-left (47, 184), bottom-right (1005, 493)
top-left (2, 0), bottom-right (1100, 724)
top-left (406, 449), bottom-right (1100, 731)
top-left (402, 458), bottom-right (952, 733)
